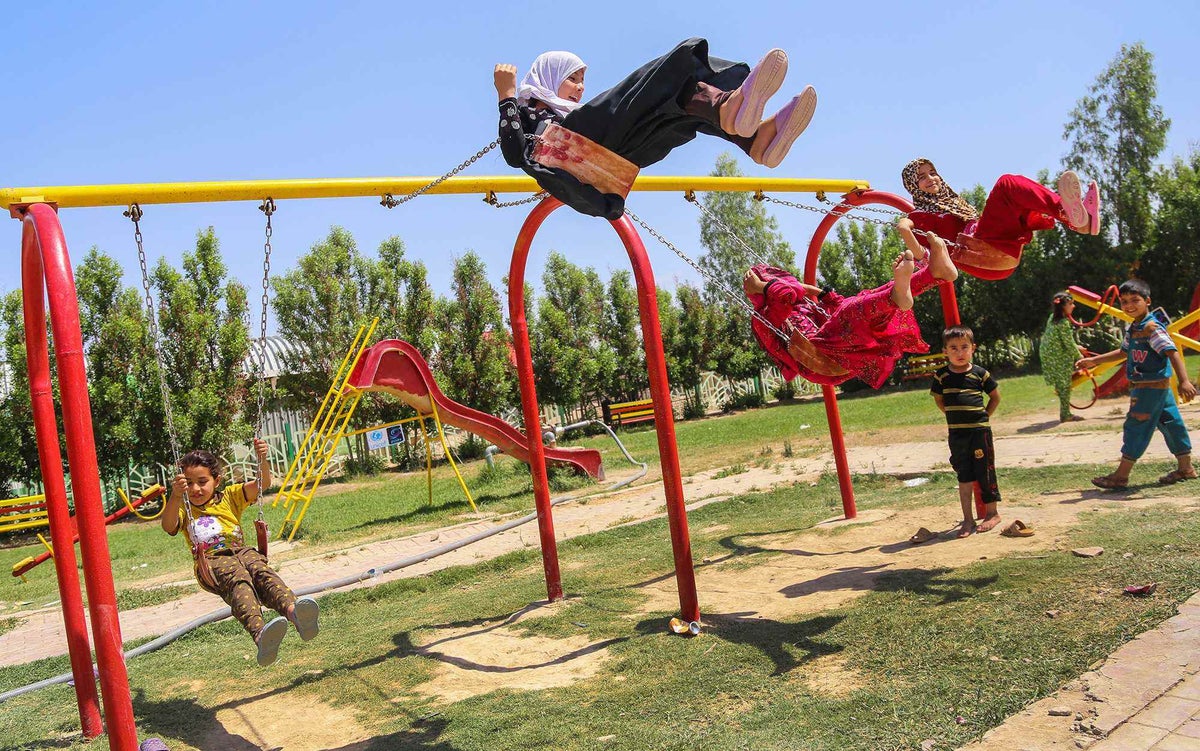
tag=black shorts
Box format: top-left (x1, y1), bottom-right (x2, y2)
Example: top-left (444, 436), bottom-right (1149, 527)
top-left (948, 428), bottom-right (1001, 503)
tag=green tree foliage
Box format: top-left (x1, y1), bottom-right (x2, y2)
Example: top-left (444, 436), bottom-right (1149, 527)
top-left (817, 221), bottom-right (904, 293)
top-left (530, 252), bottom-right (610, 411)
top-left (669, 283), bottom-right (720, 411)
top-left (75, 248), bottom-right (155, 483)
top-left (1143, 150), bottom-right (1200, 315)
top-left (149, 228), bottom-right (252, 458)
top-left (1064, 42), bottom-right (1169, 256)
top-left (435, 251), bottom-right (516, 416)
top-left (366, 237), bottom-right (436, 354)
top-left (600, 271), bottom-right (646, 402)
top-left (0, 291), bottom-right (37, 494)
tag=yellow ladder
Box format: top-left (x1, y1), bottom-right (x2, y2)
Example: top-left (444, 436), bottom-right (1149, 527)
top-left (275, 319), bottom-right (378, 541)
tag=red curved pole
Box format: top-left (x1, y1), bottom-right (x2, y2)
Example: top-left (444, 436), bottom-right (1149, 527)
top-left (802, 190), bottom-right (964, 520)
top-left (507, 197), bottom-right (699, 622)
top-left (20, 204), bottom-right (137, 750)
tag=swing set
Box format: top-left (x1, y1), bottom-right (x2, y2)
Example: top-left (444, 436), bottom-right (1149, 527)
top-left (3, 128), bottom-right (988, 744)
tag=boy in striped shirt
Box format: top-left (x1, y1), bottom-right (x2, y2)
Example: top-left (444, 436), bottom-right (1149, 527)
top-left (931, 326), bottom-right (1002, 538)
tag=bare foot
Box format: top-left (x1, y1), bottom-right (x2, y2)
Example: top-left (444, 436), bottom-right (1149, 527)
top-left (977, 514), bottom-right (1002, 533)
top-left (926, 234), bottom-right (959, 282)
top-left (956, 521), bottom-right (976, 539)
top-left (890, 250), bottom-right (915, 311)
top-left (748, 116), bottom-right (777, 165)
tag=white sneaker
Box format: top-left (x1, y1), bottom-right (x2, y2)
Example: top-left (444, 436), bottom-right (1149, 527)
top-left (730, 49), bottom-right (789, 138)
top-left (761, 86), bottom-right (818, 169)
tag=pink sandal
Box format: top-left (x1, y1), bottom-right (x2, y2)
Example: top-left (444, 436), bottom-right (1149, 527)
top-left (1082, 181), bottom-right (1101, 235)
top-left (761, 86), bottom-right (817, 169)
top-left (1057, 171), bottom-right (1088, 232)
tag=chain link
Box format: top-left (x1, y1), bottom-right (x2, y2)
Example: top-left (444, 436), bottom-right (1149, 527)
top-left (125, 203), bottom-right (184, 475)
top-left (685, 191), bottom-right (771, 266)
top-left (382, 139), bottom-right (502, 208)
top-left (250, 199), bottom-right (275, 517)
top-left (623, 208), bottom-right (791, 343)
top-left (484, 190), bottom-right (548, 209)
top-left (758, 193), bottom-right (955, 246)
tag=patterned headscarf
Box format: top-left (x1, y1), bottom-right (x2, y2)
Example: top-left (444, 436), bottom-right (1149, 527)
top-left (901, 158), bottom-right (979, 221)
top-left (517, 51), bottom-right (586, 118)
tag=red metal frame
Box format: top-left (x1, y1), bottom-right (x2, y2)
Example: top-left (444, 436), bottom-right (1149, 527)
top-left (804, 190), bottom-right (964, 519)
top-left (507, 197), bottom-right (699, 622)
top-left (20, 203), bottom-right (137, 749)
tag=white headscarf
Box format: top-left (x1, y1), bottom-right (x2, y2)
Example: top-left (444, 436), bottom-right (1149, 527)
top-left (517, 51), bottom-right (586, 118)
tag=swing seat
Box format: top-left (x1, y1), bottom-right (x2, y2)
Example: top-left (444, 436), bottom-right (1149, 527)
top-left (951, 234), bottom-right (1020, 279)
top-left (785, 325), bottom-right (848, 378)
top-left (532, 123), bottom-right (639, 198)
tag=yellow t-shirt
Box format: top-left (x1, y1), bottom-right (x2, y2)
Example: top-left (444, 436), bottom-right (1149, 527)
top-left (179, 483), bottom-right (249, 553)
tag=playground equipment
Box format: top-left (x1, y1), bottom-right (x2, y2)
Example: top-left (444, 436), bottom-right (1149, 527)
top-left (0, 492), bottom-right (52, 534)
top-left (9, 168), bottom-right (955, 748)
top-left (1068, 284), bottom-right (1200, 404)
top-left (11, 485), bottom-right (165, 579)
top-left (272, 327), bottom-right (489, 541)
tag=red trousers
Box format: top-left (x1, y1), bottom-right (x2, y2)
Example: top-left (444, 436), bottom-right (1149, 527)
top-left (973, 173), bottom-right (1065, 249)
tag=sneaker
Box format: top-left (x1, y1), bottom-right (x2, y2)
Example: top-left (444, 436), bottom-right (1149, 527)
top-left (256, 616), bottom-right (288, 667)
top-left (761, 86), bottom-right (818, 169)
top-left (1056, 170), bottom-right (1088, 231)
top-left (1083, 181), bottom-right (1101, 235)
top-left (728, 49), bottom-right (789, 138)
top-left (291, 596), bottom-right (320, 641)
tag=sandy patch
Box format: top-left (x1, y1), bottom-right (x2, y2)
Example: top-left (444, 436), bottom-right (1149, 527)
top-left (408, 604), bottom-right (615, 703)
top-left (208, 691), bottom-right (370, 750)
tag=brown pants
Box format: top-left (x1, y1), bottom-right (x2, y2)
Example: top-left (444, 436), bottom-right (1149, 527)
top-left (203, 546), bottom-right (297, 639)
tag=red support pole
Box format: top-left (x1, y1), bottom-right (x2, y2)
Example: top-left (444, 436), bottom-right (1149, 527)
top-left (611, 214), bottom-right (699, 622)
top-left (506, 197), bottom-right (699, 622)
top-left (21, 204), bottom-right (138, 750)
top-left (508, 199), bottom-right (565, 602)
top-left (20, 210), bottom-right (102, 739)
top-left (803, 190), bottom-right (965, 520)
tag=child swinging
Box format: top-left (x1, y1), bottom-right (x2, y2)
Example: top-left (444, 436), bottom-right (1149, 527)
top-left (900, 158), bottom-right (1101, 280)
top-left (744, 228), bottom-right (959, 388)
top-left (495, 38), bottom-right (818, 220)
top-left (162, 438), bottom-right (319, 667)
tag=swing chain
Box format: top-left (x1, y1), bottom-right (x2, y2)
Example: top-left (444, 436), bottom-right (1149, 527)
top-left (758, 193), bottom-right (955, 246)
top-left (484, 190), bottom-right (548, 209)
top-left (252, 199), bottom-right (275, 435)
top-left (684, 191), bottom-right (771, 266)
top-left (125, 203), bottom-right (184, 470)
top-left (623, 208), bottom-right (790, 343)
top-left (382, 139), bottom-right (502, 209)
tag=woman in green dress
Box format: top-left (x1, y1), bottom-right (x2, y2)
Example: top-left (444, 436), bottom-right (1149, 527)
top-left (1039, 292), bottom-right (1087, 422)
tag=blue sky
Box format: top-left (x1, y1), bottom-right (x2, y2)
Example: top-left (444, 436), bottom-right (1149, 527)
top-left (5, 1), bottom-right (1198, 335)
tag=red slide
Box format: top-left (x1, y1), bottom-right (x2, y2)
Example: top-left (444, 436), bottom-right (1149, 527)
top-left (347, 340), bottom-right (604, 480)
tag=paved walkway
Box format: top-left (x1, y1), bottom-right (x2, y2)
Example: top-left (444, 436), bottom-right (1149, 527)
top-left (3, 420), bottom-right (1197, 749)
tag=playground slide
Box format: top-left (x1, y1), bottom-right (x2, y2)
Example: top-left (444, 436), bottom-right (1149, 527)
top-left (347, 340), bottom-right (605, 480)
top-left (11, 485), bottom-right (165, 578)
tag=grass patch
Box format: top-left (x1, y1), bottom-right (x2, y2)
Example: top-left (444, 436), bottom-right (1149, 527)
top-left (115, 584), bottom-right (198, 612)
top-left (1, 462), bottom-right (1196, 750)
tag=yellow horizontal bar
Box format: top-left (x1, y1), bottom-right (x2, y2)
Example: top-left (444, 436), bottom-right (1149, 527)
top-left (2, 176), bottom-right (870, 210)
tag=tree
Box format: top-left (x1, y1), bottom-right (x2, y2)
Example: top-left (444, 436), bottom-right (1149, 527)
top-left (600, 270), bottom-right (646, 402)
top-left (75, 247), bottom-right (154, 485)
top-left (669, 283), bottom-right (720, 411)
top-left (1143, 150), bottom-right (1200, 315)
top-left (697, 154), bottom-right (795, 385)
top-left (1064, 42), bottom-right (1169, 256)
top-left (149, 228), bottom-right (252, 458)
top-left (817, 221), bottom-right (905, 293)
top-left (435, 251), bottom-right (517, 416)
top-left (0, 291), bottom-right (37, 494)
top-left (529, 252), bottom-right (610, 414)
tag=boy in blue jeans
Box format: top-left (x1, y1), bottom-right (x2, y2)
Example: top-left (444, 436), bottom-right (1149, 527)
top-left (1077, 279), bottom-right (1197, 488)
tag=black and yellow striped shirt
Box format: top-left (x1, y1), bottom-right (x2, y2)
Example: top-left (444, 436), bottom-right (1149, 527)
top-left (930, 364), bottom-right (998, 430)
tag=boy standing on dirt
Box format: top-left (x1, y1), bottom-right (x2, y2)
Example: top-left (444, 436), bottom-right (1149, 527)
top-left (930, 326), bottom-right (1002, 538)
top-left (1077, 279), bottom-right (1196, 489)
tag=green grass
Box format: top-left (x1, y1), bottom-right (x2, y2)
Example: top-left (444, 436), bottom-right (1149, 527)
top-left (1, 460), bottom-right (1197, 750)
top-left (0, 365), bottom-right (1177, 616)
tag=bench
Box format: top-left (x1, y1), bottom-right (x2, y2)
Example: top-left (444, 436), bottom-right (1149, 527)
top-left (897, 353), bottom-right (948, 381)
top-left (0, 494), bottom-right (50, 534)
top-left (603, 398), bottom-right (656, 427)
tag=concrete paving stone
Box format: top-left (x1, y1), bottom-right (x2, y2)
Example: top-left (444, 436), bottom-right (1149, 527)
top-left (1148, 734), bottom-right (1200, 751)
top-left (1137, 697), bottom-right (1200, 731)
top-left (1173, 717), bottom-right (1200, 739)
top-left (1093, 721), bottom-right (1170, 749)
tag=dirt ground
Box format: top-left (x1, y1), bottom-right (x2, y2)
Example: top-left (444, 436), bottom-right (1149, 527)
top-left (13, 402), bottom-right (1200, 749)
